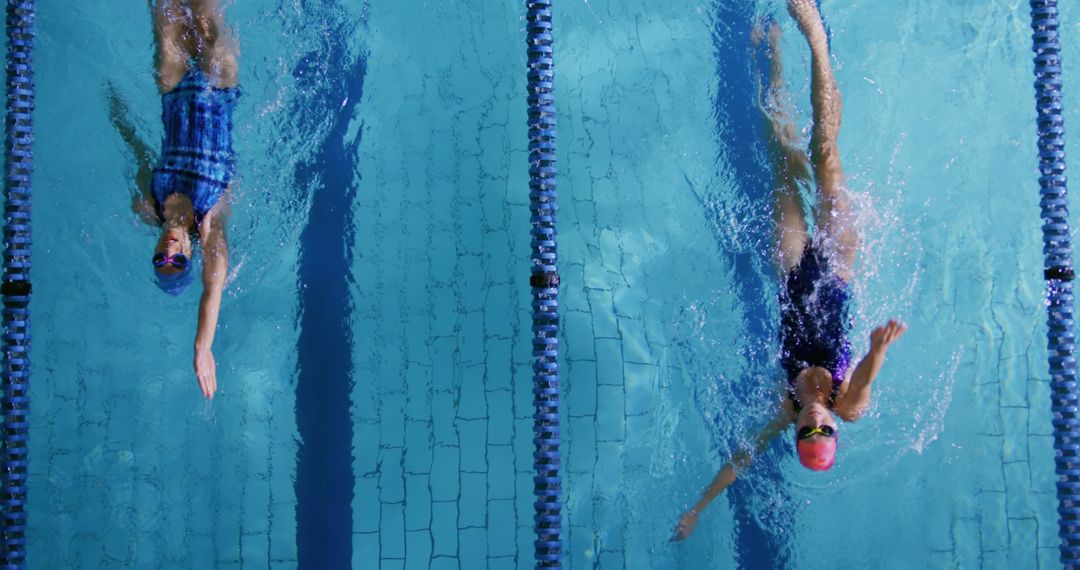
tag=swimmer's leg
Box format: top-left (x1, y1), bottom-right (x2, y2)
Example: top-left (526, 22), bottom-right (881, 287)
top-left (757, 21), bottom-right (810, 274)
top-left (190, 0), bottom-right (239, 88)
top-left (773, 175), bottom-right (810, 275)
top-left (789, 0), bottom-right (857, 278)
top-left (150, 0), bottom-right (192, 93)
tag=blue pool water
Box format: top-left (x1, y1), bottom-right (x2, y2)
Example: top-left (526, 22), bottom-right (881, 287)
top-left (25, 0), bottom-right (1080, 568)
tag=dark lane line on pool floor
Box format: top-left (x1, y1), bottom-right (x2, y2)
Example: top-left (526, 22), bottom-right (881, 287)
top-left (709, 3), bottom-right (795, 567)
top-left (293, 9), bottom-right (367, 568)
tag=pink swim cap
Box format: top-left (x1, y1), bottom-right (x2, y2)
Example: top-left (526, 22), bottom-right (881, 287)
top-left (796, 439), bottom-right (836, 471)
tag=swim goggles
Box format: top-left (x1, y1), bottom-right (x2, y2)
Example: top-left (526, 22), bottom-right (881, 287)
top-left (152, 252), bottom-right (189, 269)
top-left (797, 425), bottom-right (837, 440)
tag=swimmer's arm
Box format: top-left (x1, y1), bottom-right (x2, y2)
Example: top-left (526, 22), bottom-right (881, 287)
top-left (836, 319), bottom-right (908, 421)
top-left (694, 411), bottom-right (793, 509)
top-left (672, 409), bottom-right (794, 541)
top-left (193, 211), bottom-right (229, 399)
top-left (105, 83), bottom-right (158, 223)
top-left (836, 352), bottom-right (882, 422)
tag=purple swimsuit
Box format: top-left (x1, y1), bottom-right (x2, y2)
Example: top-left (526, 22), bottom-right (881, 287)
top-left (779, 241), bottom-right (852, 410)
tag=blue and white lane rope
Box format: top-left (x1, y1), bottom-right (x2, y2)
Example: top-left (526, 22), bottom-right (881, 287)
top-left (1, 1), bottom-right (33, 569)
top-left (525, 0), bottom-right (562, 566)
top-left (1028, 0), bottom-right (1080, 566)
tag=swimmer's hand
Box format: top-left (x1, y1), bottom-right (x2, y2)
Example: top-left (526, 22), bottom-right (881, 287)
top-left (670, 509), bottom-right (699, 542)
top-left (870, 319), bottom-right (907, 356)
top-left (194, 346), bottom-right (218, 399)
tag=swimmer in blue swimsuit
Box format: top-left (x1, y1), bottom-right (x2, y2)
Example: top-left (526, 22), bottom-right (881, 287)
top-left (673, 0), bottom-right (907, 542)
top-left (108, 0), bottom-right (239, 399)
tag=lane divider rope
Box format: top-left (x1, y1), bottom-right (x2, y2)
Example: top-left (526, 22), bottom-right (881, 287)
top-left (2, 1), bottom-right (34, 569)
top-left (1029, 1), bottom-right (1080, 566)
top-left (525, 0), bottom-right (562, 566)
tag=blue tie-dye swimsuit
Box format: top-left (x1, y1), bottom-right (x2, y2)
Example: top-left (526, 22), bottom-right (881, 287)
top-left (151, 66), bottom-right (239, 225)
top-left (779, 241), bottom-right (853, 410)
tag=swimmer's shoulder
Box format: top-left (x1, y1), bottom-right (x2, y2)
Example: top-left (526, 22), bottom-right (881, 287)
top-left (836, 368), bottom-right (854, 396)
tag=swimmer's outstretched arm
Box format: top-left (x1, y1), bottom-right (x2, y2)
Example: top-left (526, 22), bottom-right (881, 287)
top-left (193, 204), bottom-right (229, 399)
top-left (670, 409), bottom-right (794, 542)
top-left (834, 319), bottom-right (907, 421)
top-left (105, 84), bottom-right (159, 225)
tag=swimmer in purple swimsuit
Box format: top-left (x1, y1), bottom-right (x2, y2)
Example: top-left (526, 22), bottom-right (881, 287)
top-left (672, 0), bottom-right (906, 542)
top-left (108, 0), bottom-right (239, 400)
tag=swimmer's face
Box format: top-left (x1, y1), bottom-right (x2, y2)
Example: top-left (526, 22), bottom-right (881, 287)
top-left (153, 226), bottom-right (192, 276)
top-left (795, 402), bottom-right (838, 470)
top-left (792, 366), bottom-right (839, 470)
top-left (797, 402), bottom-right (837, 437)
